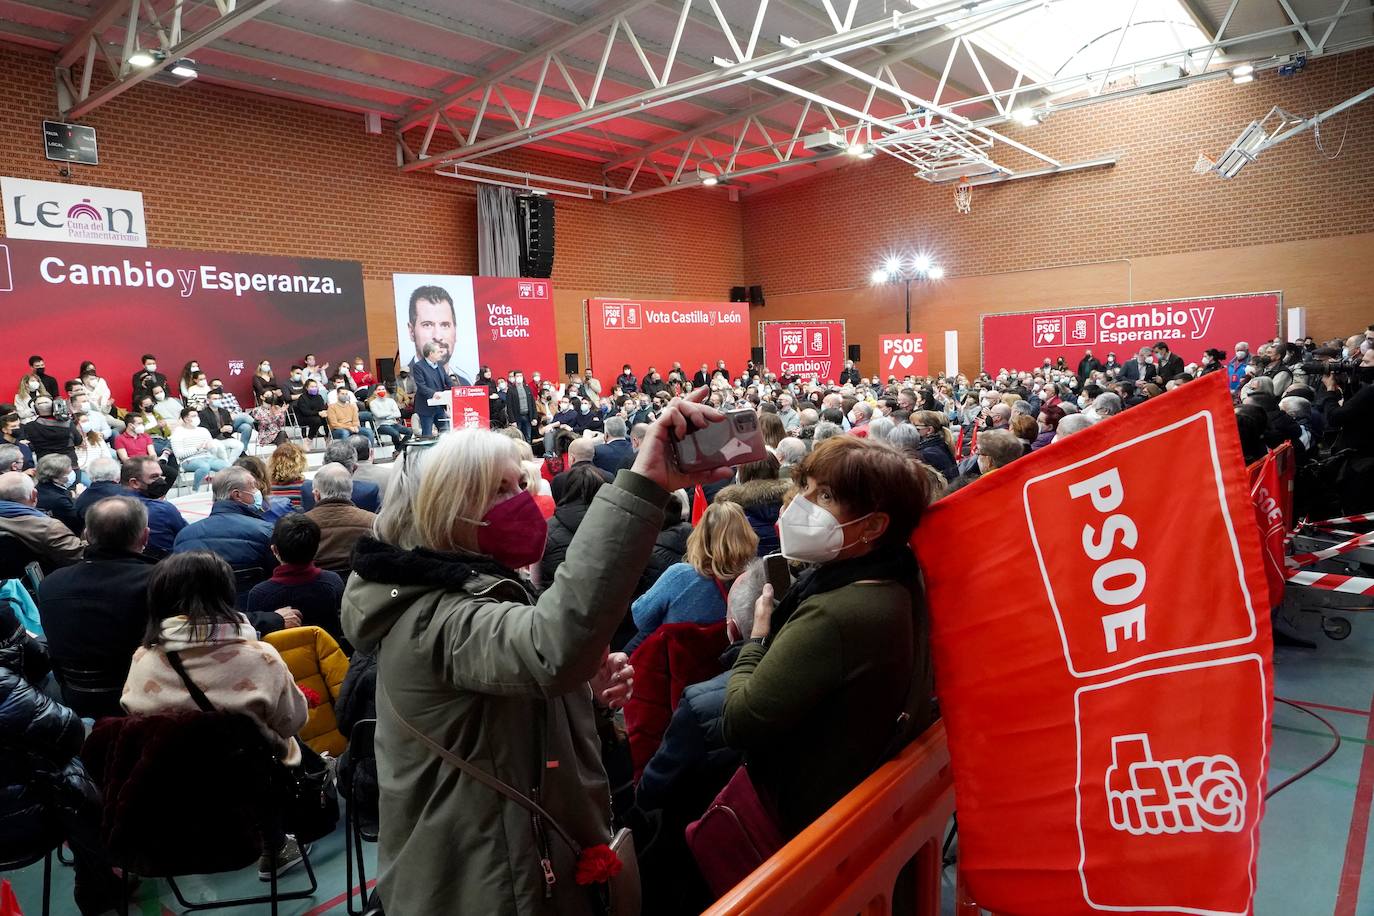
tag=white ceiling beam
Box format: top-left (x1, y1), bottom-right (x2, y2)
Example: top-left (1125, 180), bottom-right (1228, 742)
top-left (55, 0), bottom-right (124, 68)
top-left (64, 0), bottom-right (286, 118)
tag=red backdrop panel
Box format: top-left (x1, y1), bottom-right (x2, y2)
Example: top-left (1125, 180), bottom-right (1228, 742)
top-left (878, 333), bottom-right (928, 377)
top-left (760, 319), bottom-right (846, 382)
top-left (0, 237), bottom-right (365, 408)
top-left (471, 276), bottom-right (559, 384)
top-left (980, 293), bottom-right (1280, 374)
top-left (587, 299), bottom-right (749, 381)
top-left (912, 373), bottom-right (1272, 915)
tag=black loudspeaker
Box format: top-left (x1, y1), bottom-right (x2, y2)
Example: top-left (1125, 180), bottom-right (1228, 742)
top-left (848, 344), bottom-right (861, 362)
top-left (518, 195), bottom-right (555, 278)
top-left (748, 285), bottom-right (764, 307)
top-left (751, 347), bottom-right (765, 364)
top-left (376, 357), bottom-right (396, 384)
top-left (730, 286), bottom-right (748, 302)
top-left (564, 352), bottom-right (579, 375)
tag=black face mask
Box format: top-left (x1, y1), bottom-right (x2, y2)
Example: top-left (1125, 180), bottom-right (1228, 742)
top-left (145, 478), bottom-right (171, 499)
top-left (34, 367), bottom-right (46, 376)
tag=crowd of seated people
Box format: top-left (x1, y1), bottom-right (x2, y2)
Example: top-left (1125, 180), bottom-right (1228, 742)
top-left (2, 325), bottom-right (1371, 915)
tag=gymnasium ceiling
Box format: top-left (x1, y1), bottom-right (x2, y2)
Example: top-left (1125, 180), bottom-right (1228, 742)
top-left (0, 0), bottom-right (1370, 199)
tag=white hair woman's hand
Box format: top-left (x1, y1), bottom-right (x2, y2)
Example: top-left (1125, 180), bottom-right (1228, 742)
top-left (630, 385), bottom-right (735, 492)
top-left (591, 651), bottom-right (634, 710)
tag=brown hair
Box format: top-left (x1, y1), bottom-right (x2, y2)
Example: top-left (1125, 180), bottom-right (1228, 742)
top-left (793, 436), bottom-right (928, 547)
top-left (233, 455), bottom-right (273, 503)
top-left (757, 411), bottom-right (786, 448)
top-left (685, 501), bottom-right (759, 580)
top-left (1010, 413), bottom-right (1038, 444)
top-left (268, 441), bottom-right (308, 484)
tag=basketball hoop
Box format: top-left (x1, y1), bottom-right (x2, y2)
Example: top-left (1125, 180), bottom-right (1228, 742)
top-left (954, 177), bottom-right (972, 214)
top-left (1192, 152), bottom-right (1216, 175)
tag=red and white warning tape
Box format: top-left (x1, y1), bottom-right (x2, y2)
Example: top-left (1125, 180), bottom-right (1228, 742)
top-left (1287, 530), bottom-right (1374, 569)
top-left (1309, 512), bottom-right (1374, 529)
top-left (1286, 568), bottom-right (1374, 596)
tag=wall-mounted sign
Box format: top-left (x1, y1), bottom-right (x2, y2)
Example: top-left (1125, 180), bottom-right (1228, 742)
top-left (43, 120), bottom-right (98, 165)
top-left (2, 177), bottom-right (146, 248)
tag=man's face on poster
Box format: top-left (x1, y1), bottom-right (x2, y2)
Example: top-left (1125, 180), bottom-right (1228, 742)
top-left (410, 295), bottom-right (456, 365)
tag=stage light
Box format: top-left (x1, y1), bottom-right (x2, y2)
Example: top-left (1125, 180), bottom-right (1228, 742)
top-left (871, 268), bottom-right (891, 284)
top-left (170, 58), bottom-right (198, 79)
top-left (1232, 74), bottom-right (1254, 85)
top-left (857, 147), bottom-right (875, 159)
top-left (912, 254), bottom-right (932, 274)
top-left (128, 49), bottom-right (156, 68)
top-left (1011, 107), bottom-right (1040, 126)
top-left (1230, 63), bottom-right (1255, 78)
top-left (698, 167), bottom-right (719, 186)
top-left (847, 142), bottom-right (866, 157)
top-left (928, 265), bottom-right (945, 280)
top-left (884, 255), bottom-right (903, 274)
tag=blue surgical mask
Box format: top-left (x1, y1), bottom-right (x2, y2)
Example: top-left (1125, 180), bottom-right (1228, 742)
top-left (251, 489), bottom-right (263, 509)
top-left (62, 470), bottom-right (77, 489)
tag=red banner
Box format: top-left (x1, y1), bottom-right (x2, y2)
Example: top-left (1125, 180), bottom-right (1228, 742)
top-left (878, 334), bottom-right (928, 377)
top-left (0, 237), bottom-right (366, 407)
top-left (980, 293), bottom-right (1280, 374)
top-left (760, 319), bottom-right (846, 383)
top-left (913, 373), bottom-right (1272, 915)
top-left (451, 385), bottom-right (491, 430)
top-left (587, 298), bottom-right (749, 382)
top-left (471, 277), bottom-right (559, 385)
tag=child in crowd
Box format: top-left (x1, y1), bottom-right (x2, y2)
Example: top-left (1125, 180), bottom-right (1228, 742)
top-left (246, 513), bottom-right (348, 651)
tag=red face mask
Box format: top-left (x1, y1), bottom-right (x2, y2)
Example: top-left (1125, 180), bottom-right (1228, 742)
top-left (472, 490), bottom-right (547, 569)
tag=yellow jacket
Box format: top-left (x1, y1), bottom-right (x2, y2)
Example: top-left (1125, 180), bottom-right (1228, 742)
top-left (263, 626), bottom-right (351, 756)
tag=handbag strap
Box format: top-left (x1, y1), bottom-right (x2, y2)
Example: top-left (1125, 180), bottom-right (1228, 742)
top-left (380, 687), bottom-right (582, 854)
top-left (165, 650), bottom-right (216, 713)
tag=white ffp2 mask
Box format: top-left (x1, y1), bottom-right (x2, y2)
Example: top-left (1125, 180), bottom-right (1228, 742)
top-left (777, 493), bottom-right (871, 564)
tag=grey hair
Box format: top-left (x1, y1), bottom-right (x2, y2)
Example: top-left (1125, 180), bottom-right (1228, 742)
top-left (866, 416), bottom-right (895, 442)
top-left (775, 437), bottom-right (806, 465)
top-left (1054, 414), bottom-right (1095, 440)
top-left (313, 463), bottom-right (354, 502)
top-left (1092, 392), bottom-right (1123, 417)
top-left (728, 559), bottom-right (768, 637)
top-left (324, 440), bottom-right (358, 471)
top-left (85, 496), bottom-right (147, 551)
top-left (36, 453), bottom-right (72, 484)
top-left (604, 416), bottom-right (628, 439)
top-left (887, 423), bottom-right (921, 455)
top-left (1279, 395), bottom-right (1312, 419)
top-left (0, 471), bottom-right (35, 502)
top-left (211, 466), bottom-right (255, 501)
top-left (1012, 400), bottom-right (1035, 417)
top-left (0, 444), bottom-right (21, 471)
top-left (88, 456), bottom-right (121, 483)
top-left (813, 421), bottom-right (842, 443)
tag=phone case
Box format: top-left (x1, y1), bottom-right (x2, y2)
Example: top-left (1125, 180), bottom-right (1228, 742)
top-left (673, 409), bottom-right (769, 473)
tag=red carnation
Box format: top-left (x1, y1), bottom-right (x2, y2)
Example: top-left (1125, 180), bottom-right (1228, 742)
top-left (575, 844), bottom-right (622, 885)
top-left (298, 685), bottom-right (322, 708)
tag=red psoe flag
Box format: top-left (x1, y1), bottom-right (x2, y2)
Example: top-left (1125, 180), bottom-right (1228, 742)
top-left (913, 372), bottom-right (1273, 916)
top-left (692, 483), bottom-right (707, 527)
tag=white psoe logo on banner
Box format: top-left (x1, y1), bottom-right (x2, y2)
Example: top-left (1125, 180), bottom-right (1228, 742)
top-left (2, 177), bottom-right (147, 248)
top-left (1106, 733), bottom-right (1246, 836)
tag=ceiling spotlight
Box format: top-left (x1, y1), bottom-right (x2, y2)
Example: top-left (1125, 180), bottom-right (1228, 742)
top-left (128, 49), bottom-right (156, 68)
top-left (697, 167), bottom-right (719, 186)
top-left (847, 142), bottom-right (866, 157)
top-left (169, 58), bottom-right (198, 79)
top-left (1230, 63), bottom-right (1255, 78)
top-left (1011, 107), bottom-right (1040, 126)
top-left (871, 268), bottom-right (891, 284)
top-left (928, 265), bottom-right (945, 280)
top-left (857, 147), bottom-right (875, 159)
top-left (1232, 74), bottom-right (1254, 85)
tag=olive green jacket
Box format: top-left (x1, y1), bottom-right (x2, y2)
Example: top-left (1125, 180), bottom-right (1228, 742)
top-left (342, 470), bottom-right (668, 915)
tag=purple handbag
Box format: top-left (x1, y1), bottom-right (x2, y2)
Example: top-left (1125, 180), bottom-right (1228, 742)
top-left (685, 765), bottom-right (786, 898)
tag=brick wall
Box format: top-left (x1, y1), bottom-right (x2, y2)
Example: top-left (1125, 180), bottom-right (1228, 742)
top-left (0, 41), bottom-right (745, 362)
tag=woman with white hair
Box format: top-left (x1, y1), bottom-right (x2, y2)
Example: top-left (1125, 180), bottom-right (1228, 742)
top-left (342, 388), bottom-right (730, 915)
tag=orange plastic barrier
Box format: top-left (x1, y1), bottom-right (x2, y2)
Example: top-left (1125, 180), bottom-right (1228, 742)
top-left (702, 720), bottom-right (954, 916)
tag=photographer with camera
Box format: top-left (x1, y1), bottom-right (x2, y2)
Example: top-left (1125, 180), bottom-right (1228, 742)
top-left (1316, 345), bottom-right (1374, 459)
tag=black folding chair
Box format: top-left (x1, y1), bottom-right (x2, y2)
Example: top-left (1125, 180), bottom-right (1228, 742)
top-left (342, 718), bottom-right (378, 916)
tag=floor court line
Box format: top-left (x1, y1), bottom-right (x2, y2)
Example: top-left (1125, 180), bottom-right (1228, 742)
top-left (1332, 690), bottom-right (1374, 916)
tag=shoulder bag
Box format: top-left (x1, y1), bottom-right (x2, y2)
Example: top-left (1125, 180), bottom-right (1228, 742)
top-left (165, 650), bottom-right (339, 843)
top-left (382, 688), bottom-right (640, 916)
